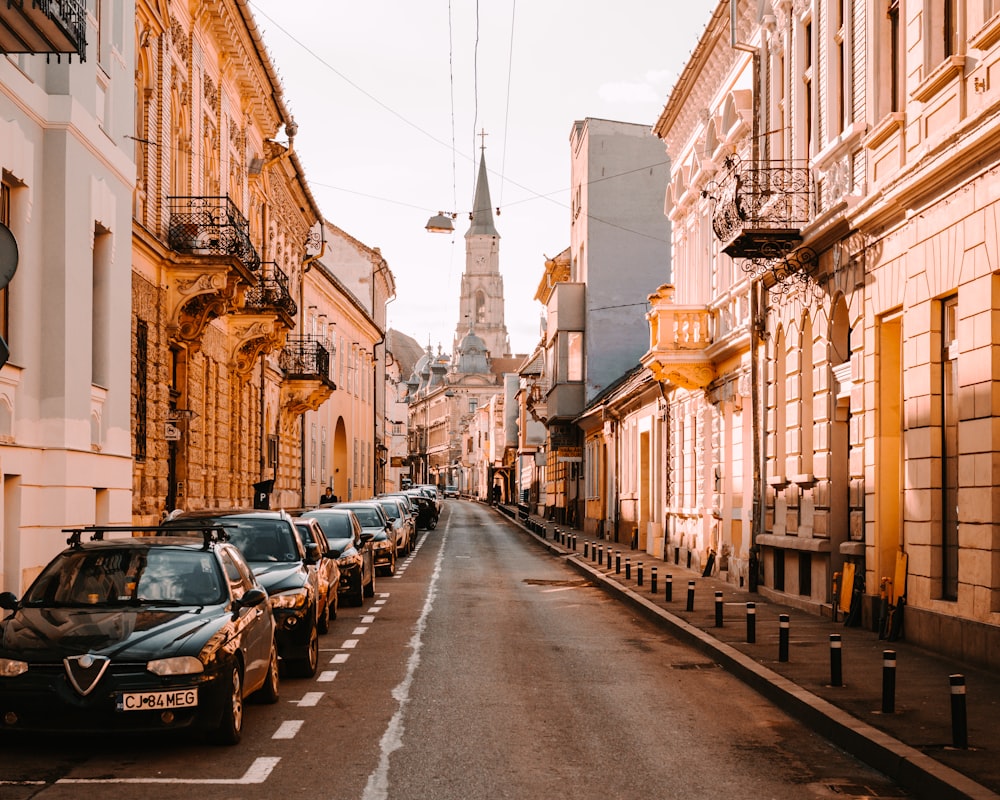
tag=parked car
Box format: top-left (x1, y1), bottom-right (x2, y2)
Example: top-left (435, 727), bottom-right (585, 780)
top-left (403, 489), bottom-right (439, 531)
top-left (334, 502), bottom-right (396, 577)
top-left (0, 525), bottom-right (278, 744)
top-left (299, 508), bottom-right (375, 606)
top-left (416, 483), bottom-right (443, 512)
top-left (443, 484), bottom-right (460, 498)
top-left (163, 509), bottom-right (324, 679)
top-left (374, 495), bottom-right (414, 556)
top-left (292, 517), bottom-right (340, 633)
top-left (380, 492), bottom-right (419, 530)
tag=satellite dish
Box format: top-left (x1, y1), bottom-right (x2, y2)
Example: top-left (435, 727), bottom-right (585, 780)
top-left (0, 224), bottom-right (18, 291)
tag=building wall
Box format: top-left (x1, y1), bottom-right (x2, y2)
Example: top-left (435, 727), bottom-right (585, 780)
top-left (0, 9), bottom-right (136, 592)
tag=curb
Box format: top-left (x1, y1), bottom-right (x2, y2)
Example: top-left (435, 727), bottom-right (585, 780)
top-left (501, 511), bottom-right (1000, 800)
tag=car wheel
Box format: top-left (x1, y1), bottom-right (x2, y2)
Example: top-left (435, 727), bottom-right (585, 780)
top-left (253, 642), bottom-right (279, 704)
top-left (350, 572), bottom-right (364, 606)
top-left (364, 565), bottom-right (376, 598)
top-left (428, 516), bottom-right (438, 530)
top-left (317, 593), bottom-right (330, 634)
top-left (211, 664), bottom-right (244, 745)
top-left (289, 624), bottom-right (320, 678)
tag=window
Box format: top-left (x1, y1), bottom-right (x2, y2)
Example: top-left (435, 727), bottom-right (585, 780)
top-left (566, 331), bottom-right (583, 382)
top-left (476, 291), bottom-right (486, 324)
top-left (267, 434), bottom-right (279, 475)
top-left (925, 0), bottom-right (961, 67)
top-left (0, 181), bottom-right (10, 341)
top-left (889, 0), bottom-right (902, 112)
top-left (135, 321), bottom-right (147, 461)
top-left (92, 224), bottom-right (111, 387)
top-left (941, 295), bottom-right (958, 601)
top-left (468, 398), bottom-right (478, 414)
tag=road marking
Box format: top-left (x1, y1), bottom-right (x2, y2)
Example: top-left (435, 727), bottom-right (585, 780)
top-left (341, 639), bottom-right (359, 649)
top-left (273, 720), bottom-right (303, 739)
top-left (352, 626), bottom-right (369, 635)
top-left (362, 525), bottom-right (448, 800)
top-left (295, 691), bottom-right (324, 707)
top-left (54, 757), bottom-right (281, 785)
top-left (317, 670), bottom-right (339, 682)
top-left (361, 615), bottom-right (375, 623)
top-left (330, 653), bottom-right (350, 664)
top-left (367, 606), bottom-right (382, 613)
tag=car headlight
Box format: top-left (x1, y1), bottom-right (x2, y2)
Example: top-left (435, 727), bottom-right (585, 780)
top-left (147, 656), bottom-right (204, 676)
top-left (270, 588), bottom-right (309, 609)
top-left (0, 658), bottom-right (28, 677)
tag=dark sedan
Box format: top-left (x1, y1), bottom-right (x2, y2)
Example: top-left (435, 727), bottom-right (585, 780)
top-left (164, 509), bottom-right (324, 678)
top-left (299, 508), bottom-right (375, 606)
top-left (0, 526), bottom-right (277, 745)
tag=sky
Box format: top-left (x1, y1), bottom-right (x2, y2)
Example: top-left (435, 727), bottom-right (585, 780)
top-left (248, 1), bottom-right (715, 358)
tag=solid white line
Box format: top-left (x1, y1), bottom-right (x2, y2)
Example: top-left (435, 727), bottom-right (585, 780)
top-left (317, 670), bottom-right (338, 682)
top-left (330, 653), bottom-right (350, 664)
top-left (361, 524), bottom-right (448, 800)
top-left (273, 720), bottom-right (303, 739)
top-left (56, 757), bottom-right (281, 785)
top-left (296, 691), bottom-right (324, 707)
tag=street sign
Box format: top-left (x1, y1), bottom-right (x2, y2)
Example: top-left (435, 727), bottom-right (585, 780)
top-left (164, 423), bottom-right (181, 441)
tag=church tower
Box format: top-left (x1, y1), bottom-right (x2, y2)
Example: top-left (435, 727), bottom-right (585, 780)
top-left (454, 144), bottom-right (511, 359)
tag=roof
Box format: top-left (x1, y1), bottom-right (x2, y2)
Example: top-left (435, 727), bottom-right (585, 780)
top-left (466, 149), bottom-right (499, 238)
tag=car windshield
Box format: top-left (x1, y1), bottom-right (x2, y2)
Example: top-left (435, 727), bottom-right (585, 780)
top-left (378, 501), bottom-right (400, 520)
top-left (23, 548), bottom-right (225, 607)
top-left (170, 518), bottom-right (300, 563)
top-left (346, 506), bottom-right (383, 527)
top-left (302, 512), bottom-right (355, 548)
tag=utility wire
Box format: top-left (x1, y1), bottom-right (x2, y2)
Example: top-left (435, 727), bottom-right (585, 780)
top-left (499, 0), bottom-right (516, 207)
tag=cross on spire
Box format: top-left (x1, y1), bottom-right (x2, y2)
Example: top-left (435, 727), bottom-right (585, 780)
top-left (478, 128), bottom-right (488, 151)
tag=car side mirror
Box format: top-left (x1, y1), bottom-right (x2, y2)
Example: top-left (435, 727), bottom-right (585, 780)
top-left (0, 591), bottom-right (18, 610)
top-left (328, 548), bottom-right (342, 559)
top-left (233, 587), bottom-right (267, 617)
top-left (304, 542), bottom-right (320, 565)
top-left (359, 532), bottom-right (375, 544)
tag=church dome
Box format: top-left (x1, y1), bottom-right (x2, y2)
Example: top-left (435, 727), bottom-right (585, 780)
top-left (456, 329), bottom-right (490, 374)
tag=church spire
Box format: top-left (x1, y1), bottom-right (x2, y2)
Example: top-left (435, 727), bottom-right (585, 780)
top-left (467, 138), bottom-right (499, 238)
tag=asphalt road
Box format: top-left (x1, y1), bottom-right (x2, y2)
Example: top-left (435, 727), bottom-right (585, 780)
top-left (0, 500), bottom-right (908, 800)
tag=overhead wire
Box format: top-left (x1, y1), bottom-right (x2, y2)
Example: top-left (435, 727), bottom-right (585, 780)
top-left (498, 0), bottom-right (516, 207)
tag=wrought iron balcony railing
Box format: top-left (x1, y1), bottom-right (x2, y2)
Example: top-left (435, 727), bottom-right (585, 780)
top-left (167, 196), bottom-right (261, 274)
top-left (280, 335), bottom-right (331, 381)
top-left (243, 261), bottom-right (297, 318)
top-left (0, 0), bottom-right (87, 60)
top-left (708, 155), bottom-right (813, 260)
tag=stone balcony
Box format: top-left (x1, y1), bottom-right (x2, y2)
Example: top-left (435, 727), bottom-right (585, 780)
top-left (641, 285), bottom-right (715, 390)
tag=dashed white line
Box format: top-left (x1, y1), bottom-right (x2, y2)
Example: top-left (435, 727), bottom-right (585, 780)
top-left (341, 639), bottom-right (359, 649)
top-left (330, 653), bottom-right (350, 664)
top-left (55, 757), bottom-right (281, 785)
top-left (273, 720), bottom-right (303, 739)
top-left (361, 615), bottom-right (375, 623)
top-left (352, 627), bottom-right (369, 635)
top-left (295, 691), bottom-right (324, 707)
top-left (317, 670), bottom-right (339, 682)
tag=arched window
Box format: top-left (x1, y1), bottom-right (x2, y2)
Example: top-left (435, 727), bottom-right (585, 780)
top-left (475, 291), bottom-right (486, 324)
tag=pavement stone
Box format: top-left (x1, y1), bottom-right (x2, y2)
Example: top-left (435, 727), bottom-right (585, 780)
top-left (496, 505), bottom-right (1000, 800)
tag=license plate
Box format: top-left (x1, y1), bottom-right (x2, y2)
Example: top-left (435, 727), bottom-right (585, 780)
top-left (116, 688), bottom-right (198, 712)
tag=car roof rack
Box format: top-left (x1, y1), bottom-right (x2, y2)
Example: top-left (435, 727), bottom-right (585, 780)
top-left (64, 524), bottom-right (230, 550)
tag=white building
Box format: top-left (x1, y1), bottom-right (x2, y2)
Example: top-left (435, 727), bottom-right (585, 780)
top-left (0, 3), bottom-right (135, 592)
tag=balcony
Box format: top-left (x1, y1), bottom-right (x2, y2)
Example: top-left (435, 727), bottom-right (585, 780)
top-left (279, 336), bottom-right (335, 421)
top-left (709, 155), bottom-right (812, 261)
top-left (243, 262), bottom-right (297, 325)
top-left (0, 0), bottom-right (86, 60)
top-left (641, 285), bottom-right (715, 390)
top-left (164, 196), bottom-right (261, 351)
top-left (167, 196), bottom-right (260, 274)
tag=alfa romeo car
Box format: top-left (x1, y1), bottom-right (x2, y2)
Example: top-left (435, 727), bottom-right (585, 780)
top-left (0, 526), bottom-right (278, 745)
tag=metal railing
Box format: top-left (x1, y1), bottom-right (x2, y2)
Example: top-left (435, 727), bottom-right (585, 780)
top-left (279, 335), bottom-right (331, 380)
top-left (243, 261), bottom-right (296, 318)
top-left (167, 196), bottom-right (261, 273)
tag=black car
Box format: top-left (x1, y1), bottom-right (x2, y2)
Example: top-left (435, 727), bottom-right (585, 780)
top-left (164, 509), bottom-right (325, 678)
top-left (0, 526), bottom-right (277, 744)
top-left (403, 489), bottom-right (439, 530)
top-left (299, 508), bottom-right (375, 606)
top-left (293, 517), bottom-right (341, 633)
top-left (334, 502), bottom-right (396, 577)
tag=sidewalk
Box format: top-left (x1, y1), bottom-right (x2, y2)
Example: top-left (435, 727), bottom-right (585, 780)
top-left (496, 505), bottom-right (1000, 800)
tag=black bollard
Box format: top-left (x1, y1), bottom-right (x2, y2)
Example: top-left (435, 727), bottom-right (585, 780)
top-left (615, 551), bottom-right (621, 574)
top-left (778, 614), bottom-right (790, 662)
top-left (829, 634), bottom-right (843, 687)
top-left (686, 580), bottom-right (695, 612)
top-left (651, 567), bottom-right (658, 594)
top-left (571, 534), bottom-right (577, 551)
top-left (746, 602), bottom-right (756, 643)
top-left (625, 557), bottom-right (631, 580)
top-left (606, 546), bottom-right (612, 569)
top-left (714, 591), bottom-right (724, 627)
top-left (950, 674), bottom-right (968, 748)
top-left (637, 562), bottom-right (644, 586)
top-left (583, 540), bottom-right (589, 558)
top-left (881, 650), bottom-right (896, 714)
top-left (597, 544), bottom-right (604, 564)
top-left (665, 574), bottom-right (673, 602)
